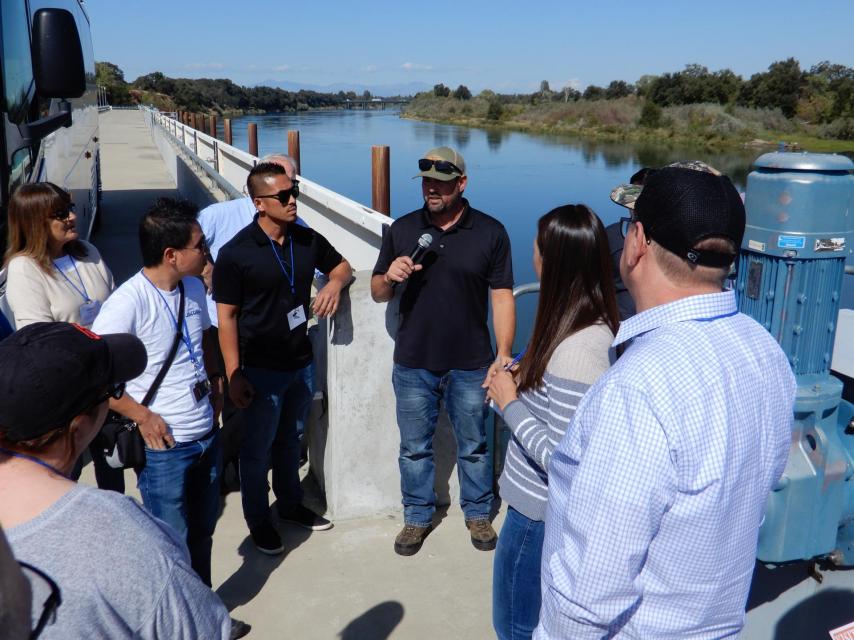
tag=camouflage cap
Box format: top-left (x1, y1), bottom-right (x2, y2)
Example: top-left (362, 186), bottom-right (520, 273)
top-left (610, 160), bottom-right (722, 209)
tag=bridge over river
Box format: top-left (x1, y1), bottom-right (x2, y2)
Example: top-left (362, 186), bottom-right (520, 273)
top-left (81, 108), bottom-right (853, 640)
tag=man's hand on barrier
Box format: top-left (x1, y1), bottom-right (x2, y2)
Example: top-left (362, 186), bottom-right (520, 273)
top-left (313, 280), bottom-right (343, 318)
top-left (138, 409), bottom-right (175, 450)
top-left (229, 369), bottom-right (255, 409)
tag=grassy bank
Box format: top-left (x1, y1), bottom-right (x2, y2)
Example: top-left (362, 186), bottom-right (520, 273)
top-left (402, 95), bottom-right (854, 153)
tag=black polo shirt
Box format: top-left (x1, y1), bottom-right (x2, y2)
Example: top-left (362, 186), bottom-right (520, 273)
top-left (373, 199), bottom-right (513, 371)
top-left (213, 217), bottom-right (343, 371)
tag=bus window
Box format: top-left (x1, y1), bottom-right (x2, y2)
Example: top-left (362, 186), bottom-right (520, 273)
top-left (1, 1), bottom-right (35, 125)
top-left (8, 147), bottom-right (31, 193)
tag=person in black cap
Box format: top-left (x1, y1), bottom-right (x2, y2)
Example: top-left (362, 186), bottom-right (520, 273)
top-left (534, 166), bottom-right (796, 638)
top-left (0, 322), bottom-right (232, 639)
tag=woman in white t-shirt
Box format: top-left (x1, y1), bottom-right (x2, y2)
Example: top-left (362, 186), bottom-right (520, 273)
top-left (4, 182), bottom-right (113, 329)
top-left (3, 182), bottom-right (120, 491)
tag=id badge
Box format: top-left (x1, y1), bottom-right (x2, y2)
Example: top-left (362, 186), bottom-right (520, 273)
top-left (79, 300), bottom-right (101, 327)
top-left (191, 379), bottom-right (211, 403)
top-left (287, 305), bottom-right (307, 330)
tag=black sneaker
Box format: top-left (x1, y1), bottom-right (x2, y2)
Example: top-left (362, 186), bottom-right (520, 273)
top-left (229, 618), bottom-right (251, 639)
top-left (278, 504), bottom-right (333, 531)
top-left (250, 521), bottom-right (284, 555)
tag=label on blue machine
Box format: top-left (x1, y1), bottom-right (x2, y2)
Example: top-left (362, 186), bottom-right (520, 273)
top-left (777, 235), bottom-right (806, 249)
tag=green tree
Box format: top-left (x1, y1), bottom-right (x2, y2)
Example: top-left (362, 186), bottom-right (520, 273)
top-left (452, 84), bottom-right (472, 100)
top-left (638, 100), bottom-right (662, 128)
top-left (605, 80), bottom-right (634, 99)
top-left (362, 90), bottom-right (372, 100)
top-left (486, 99), bottom-right (504, 121)
top-left (540, 80), bottom-right (551, 93)
top-left (738, 58), bottom-right (803, 118)
top-left (583, 85), bottom-right (606, 100)
top-left (96, 61), bottom-right (131, 105)
top-left (433, 83), bottom-right (450, 97)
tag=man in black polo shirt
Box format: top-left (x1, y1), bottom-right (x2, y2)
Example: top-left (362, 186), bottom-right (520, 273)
top-left (213, 162), bottom-right (353, 555)
top-left (371, 146), bottom-right (515, 556)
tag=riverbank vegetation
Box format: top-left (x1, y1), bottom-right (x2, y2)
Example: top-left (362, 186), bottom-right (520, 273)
top-left (95, 63), bottom-right (355, 114)
top-left (403, 60), bottom-right (854, 151)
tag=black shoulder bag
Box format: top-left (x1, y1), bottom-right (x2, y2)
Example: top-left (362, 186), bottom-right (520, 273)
top-left (97, 282), bottom-right (185, 470)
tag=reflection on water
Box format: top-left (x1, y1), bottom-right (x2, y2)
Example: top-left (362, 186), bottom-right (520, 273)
top-left (223, 110), bottom-right (851, 347)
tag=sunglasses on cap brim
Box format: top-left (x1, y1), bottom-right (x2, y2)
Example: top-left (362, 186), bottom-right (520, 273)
top-left (418, 159), bottom-right (462, 175)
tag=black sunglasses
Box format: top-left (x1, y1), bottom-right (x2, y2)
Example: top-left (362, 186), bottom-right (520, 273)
top-left (418, 159), bottom-right (462, 175)
top-left (19, 562), bottom-right (62, 639)
top-left (256, 182), bottom-right (300, 205)
top-left (93, 382), bottom-right (125, 406)
top-left (183, 236), bottom-right (209, 255)
top-left (51, 202), bottom-right (76, 221)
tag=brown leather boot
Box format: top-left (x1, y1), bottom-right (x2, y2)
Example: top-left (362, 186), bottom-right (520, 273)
top-left (394, 524), bottom-right (431, 556)
top-left (466, 519), bottom-right (497, 551)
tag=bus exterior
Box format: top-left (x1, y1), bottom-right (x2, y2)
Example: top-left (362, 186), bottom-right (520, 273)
top-left (0, 0), bottom-right (98, 265)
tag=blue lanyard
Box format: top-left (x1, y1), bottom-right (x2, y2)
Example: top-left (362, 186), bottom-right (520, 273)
top-left (694, 310), bottom-right (739, 323)
top-left (140, 272), bottom-right (203, 377)
top-left (268, 235), bottom-right (296, 294)
top-left (0, 446), bottom-right (68, 478)
top-left (54, 255), bottom-right (91, 302)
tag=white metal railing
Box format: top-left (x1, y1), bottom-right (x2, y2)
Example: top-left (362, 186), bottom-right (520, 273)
top-left (141, 107), bottom-right (390, 271)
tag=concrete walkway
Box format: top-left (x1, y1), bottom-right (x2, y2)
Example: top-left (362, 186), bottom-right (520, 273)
top-left (84, 110), bottom-right (501, 640)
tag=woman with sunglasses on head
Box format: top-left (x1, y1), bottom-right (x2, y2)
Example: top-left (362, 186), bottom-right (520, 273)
top-left (485, 204), bottom-right (619, 640)
top-left (4, 182), bottom-right (122, 491)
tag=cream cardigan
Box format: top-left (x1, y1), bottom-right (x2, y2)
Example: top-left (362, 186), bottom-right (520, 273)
top-left (6, 240), bottom-right (114, 329)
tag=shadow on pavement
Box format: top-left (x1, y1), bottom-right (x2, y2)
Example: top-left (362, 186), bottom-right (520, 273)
top-left (338, 601), bottom-right (405, 639)
top-left (216, 524), bottom-right (312, 611)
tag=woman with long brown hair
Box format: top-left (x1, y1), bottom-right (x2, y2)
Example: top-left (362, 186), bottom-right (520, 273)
top-left (4, 182), bottom-right (120, 491)
top-left (486, 204), bottom-right (619, 640)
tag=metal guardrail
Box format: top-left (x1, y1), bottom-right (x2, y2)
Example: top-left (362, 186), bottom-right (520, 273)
top-left (139, 106), bottom-right (392, 271)
top-left (513, 282), bottom-right (540, 299)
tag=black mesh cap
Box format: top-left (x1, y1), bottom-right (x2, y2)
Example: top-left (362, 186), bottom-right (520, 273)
top-left (634, 167), bottom-right (745, 267)
top-left (0, 323), bottom-right (147, 442)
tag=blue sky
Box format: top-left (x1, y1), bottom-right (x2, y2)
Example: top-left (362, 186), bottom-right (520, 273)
top-left (85, 0), bottom-right (854, 93)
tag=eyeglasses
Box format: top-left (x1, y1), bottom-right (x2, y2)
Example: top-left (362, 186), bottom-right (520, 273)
top-left (255, 183), bottom-right (300, 205)
top-left (182, 236), bottom-right (209, 255)
top-left (418, 159), bottom-right (462, 175)
top-left (18, 561), bottom-right (62, 639)
top-left (619, 216), bottom-right (635, 238)
top-left (93, 382), bottom-right (126, 406)
top-left (51, 203), bottom-right (76, 221)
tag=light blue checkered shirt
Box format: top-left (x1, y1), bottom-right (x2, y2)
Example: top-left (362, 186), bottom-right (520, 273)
top-left (535, 291), bottom-right (796, 639)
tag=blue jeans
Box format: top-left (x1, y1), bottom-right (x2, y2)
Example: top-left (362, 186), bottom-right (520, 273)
top-left (240, 365), bottom-right (311, 529)
top-left (493, 506), bottom-right (545, 640)
top-left (138, 426), bottom-right (221, 586)
top-left (392, 364), bottom-right (493, 526)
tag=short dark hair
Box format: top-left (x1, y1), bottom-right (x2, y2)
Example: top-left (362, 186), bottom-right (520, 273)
top-left (247, 162), bottom-right (288, 199)
top-left (139, 198), bottom-right (199, 267)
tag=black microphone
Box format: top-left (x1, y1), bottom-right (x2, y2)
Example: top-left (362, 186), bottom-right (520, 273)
top-left (391, 233), bottom-right (433, 289)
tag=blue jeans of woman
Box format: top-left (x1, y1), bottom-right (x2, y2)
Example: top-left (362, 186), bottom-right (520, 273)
top-left (239, 365), bottom-right (311, 529)
top-left (493, 506), bottom-right (545, 640)
top-left (138, 426), bottom-right (221, 586)
top-left (392, 364), bottom-right (493, 526)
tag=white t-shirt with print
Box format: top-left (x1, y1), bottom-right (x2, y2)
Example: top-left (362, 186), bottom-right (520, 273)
top-left (92, 272), bottom-right (212, 442)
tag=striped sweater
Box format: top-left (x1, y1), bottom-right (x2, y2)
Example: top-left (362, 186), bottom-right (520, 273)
top-left (498, 323), bottom-right (614, 521)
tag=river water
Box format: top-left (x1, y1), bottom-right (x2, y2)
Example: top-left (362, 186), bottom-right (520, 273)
top-left (222, 110), bottom-right (850, 349)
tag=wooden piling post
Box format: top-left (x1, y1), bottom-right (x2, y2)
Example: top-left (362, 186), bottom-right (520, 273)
top-left (371, 145), bottom-right (391, 215)
top-left (247, 123), bottom-right (258, 157)
top-left (209, 115), bottom-right (217, 138)
top-left (224, 119), bottom-right (233, 146)
top-left (288, 130), bottom-right (301, 175)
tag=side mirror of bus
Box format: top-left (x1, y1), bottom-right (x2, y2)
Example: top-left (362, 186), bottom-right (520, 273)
top-left (13, 9), bottom-right (85, 144)
top-left (32, 8), bottom-right (85, 99)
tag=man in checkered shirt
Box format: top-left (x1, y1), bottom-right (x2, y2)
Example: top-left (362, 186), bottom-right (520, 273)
top-left (534, 164), bottom-right (796, 639)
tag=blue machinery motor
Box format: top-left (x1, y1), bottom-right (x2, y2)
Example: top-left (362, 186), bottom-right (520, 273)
top-left (735, 152), bottom-right (854, 566)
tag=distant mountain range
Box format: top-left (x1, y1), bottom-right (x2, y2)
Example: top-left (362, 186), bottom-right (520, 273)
top-left (256, 79), bottom-right (432, 97)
